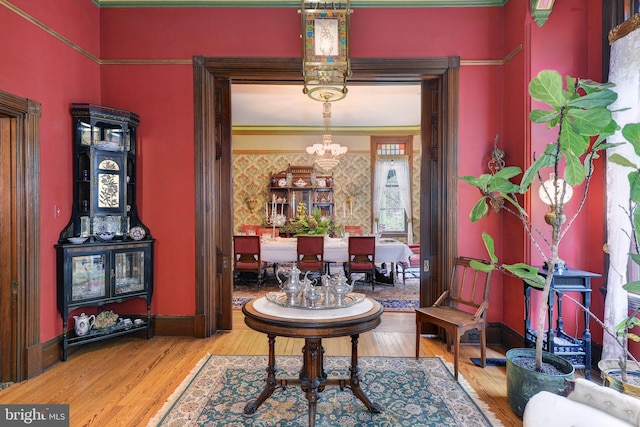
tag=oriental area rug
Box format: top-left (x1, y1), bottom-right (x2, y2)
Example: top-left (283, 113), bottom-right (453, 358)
top-left (233, 272), bottom-right (419, 312)
top-left (148, 354), bottom-right (504, 427)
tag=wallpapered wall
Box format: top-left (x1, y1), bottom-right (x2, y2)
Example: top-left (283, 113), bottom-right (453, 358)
top-left (232, 152), bottom-right (421, 243)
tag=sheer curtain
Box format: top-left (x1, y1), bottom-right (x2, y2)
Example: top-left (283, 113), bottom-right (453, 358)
top-left (373, 159), bottom-right (392, 234)
top-left (394, 157), bottom-right (413, 245)
top-left (372, 157), bottom-right (413, 244)
top-left (604, 23), bottom-right (640, 359)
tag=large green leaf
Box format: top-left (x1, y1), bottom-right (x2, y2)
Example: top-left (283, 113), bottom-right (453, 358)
top-left (529, 70), bottom-right (565, 108)
top-left (470, 259), bottom-right (494, 272)
top-left (488, 177), bottom-right (520, 193)
top-left (520, 147), bottom-right (556, 192)
top-left (559, 122), bottom-right (589, 156)
top-left (634, 205), bottom-right (640, 241)
top-left (503, 263), bottom-right (544, 288)
top-left (470, 198), bottom-right (490, 222)
top-left (566, 107), bottom-right (613, 136)
top-left (563, 150), bottom-right (587, 186)
top-left (609, 153), bottom-right (638, 169)
top-left (629, 171), bottom-right (640, 204)
top-left (629, 253), bottom-right (640, 268)
top-left (459, 174), bottom-right (491, 190)
top-left (578, 78), bottom-right (616, 92)
top-left (493, 166), bottom-right (522, 180)
top-left (481, 232), bottom-right (498, 264)
top-left (530, 109), bottom-right (559, 123)
top-left (567, 88), bottom-right (617, 108)
top-left (623, 123), bottom-right (640, 157)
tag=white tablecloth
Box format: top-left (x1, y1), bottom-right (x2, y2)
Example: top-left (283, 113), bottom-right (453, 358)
top-left (260, 237), bottom-right (413, 264)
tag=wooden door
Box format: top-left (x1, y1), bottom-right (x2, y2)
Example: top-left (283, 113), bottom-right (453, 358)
top-left (0, 117), bottom-right (16, 382)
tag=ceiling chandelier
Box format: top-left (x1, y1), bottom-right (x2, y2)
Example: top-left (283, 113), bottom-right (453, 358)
top-left (305, 92), bottom-right (347, 171)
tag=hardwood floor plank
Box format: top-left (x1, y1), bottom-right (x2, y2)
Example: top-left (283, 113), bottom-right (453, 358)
top-left (0, 311), bottom-right (522, 426)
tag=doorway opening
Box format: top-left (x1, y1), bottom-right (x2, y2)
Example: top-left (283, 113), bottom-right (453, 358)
top-left (192, 56), bottom-right (460, 336)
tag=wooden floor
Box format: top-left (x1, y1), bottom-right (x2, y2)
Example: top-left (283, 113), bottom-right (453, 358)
top-left (0, 311), bottom-right (522, 426)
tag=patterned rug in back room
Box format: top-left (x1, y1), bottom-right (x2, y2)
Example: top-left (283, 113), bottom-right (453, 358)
top-left (148, 354), bottom-right (504, 427)
top-left (233, 271), bottom-right (419, 311)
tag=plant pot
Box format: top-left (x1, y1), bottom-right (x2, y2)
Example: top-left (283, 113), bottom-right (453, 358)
top-left (598, 359), bottom-right (640, 398)
top-left (506, 348), bottom-right (575, 418)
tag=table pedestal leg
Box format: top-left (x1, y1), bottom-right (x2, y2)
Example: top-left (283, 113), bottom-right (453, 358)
top-left (245, 333), bottom-right (381, 426)
top-left (244, 335), bottom-right (278, 414)
top-left (300, 338), bottom-right (325, 427)
top-left (345, 334), bottom-right (382, 413)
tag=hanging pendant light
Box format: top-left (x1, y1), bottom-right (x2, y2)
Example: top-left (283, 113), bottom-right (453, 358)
top-left (300, 1), bottom-right (351, 99)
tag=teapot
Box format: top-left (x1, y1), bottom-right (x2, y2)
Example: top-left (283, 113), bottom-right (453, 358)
top-left (277, 263), bottom-right (303, 306)
top-left (73, 312), bottom-right (95, 336)
top-left (333, 272), bottom-right (353, 307)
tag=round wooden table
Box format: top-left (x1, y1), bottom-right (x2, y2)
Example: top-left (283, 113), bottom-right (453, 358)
top-left (242, 296), bottom-right (384, 427)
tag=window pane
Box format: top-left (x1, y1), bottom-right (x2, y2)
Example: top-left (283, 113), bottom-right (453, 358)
top-left (376, 143), bottom-right (406, 156)
top-left (378, 169), bottom-right (406, 233)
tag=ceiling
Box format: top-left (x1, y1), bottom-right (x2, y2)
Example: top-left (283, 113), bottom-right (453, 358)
top-left (231, 84), bottom-right (422, 128)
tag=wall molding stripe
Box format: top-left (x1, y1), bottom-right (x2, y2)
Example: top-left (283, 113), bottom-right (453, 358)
top-left (101, 59), bottom-right (193, 65)
top-left (94, 0), bottom-right (508, 8)
top-left (1, 0), bottom-right (100, 63)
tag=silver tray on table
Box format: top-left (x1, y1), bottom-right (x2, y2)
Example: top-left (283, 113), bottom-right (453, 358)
top-left (265, 292), bottom-right (365, 309)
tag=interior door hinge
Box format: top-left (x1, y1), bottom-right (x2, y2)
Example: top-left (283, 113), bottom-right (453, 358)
top-left (423, 260), bottom-right (430, 272)
top-left (11, 280), bottom-right (18, 294)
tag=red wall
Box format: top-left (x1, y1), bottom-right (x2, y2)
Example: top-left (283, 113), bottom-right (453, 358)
top-left (0, 0), bottom-right (604, 345)
top-left (0, 0), bottom-right (101, 340)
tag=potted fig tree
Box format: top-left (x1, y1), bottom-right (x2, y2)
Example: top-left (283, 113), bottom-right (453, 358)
top-left (461, 69), bottom-right (633, 416)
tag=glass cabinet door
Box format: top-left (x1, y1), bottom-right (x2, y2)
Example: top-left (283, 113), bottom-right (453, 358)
top-left (71, 254), bottom-right (106, 301)
top-left (114, 250), bottom-right (145, 295)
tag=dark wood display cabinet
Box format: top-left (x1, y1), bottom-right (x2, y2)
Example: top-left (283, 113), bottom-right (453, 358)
top-left (55, 103), bottom-right (154, 361)
top-left (269, 164), bottom-right (334, 222)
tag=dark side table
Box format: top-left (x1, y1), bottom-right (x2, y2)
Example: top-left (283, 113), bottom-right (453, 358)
top-left (524, 268), bottom-right (600, 379)
top-left (242, 297), bottom-right (384, 427)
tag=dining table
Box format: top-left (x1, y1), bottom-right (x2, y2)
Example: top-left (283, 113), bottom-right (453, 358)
top-left (260, 236), bottom-right (414, 282)
top-left (260, 236), bottom-right (413, 264)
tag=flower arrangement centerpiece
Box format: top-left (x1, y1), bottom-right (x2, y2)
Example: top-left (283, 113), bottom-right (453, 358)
top-left (280, 202), bottom-right (338, 236)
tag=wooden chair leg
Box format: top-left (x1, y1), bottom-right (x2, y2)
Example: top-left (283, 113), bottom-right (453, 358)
top-left (453, 330), bottom-right (460, 381)
top-left (480, 325), bottom-right (487, 368)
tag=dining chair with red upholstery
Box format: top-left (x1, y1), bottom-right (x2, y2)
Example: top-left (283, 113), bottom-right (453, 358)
top-left (398, 244), bottom-right (420, 284)
top-left (344, 225), bottom-right (363, 236)
top-left (233, 235), bottom-right (266, 287)
top-left (296, 235), bottom-right (325, 275)
top-left (346, 236), bottom-right (377, 290)
top-left (241, 224), bottom-right (261, 235)
top-left (257, 228), bottom-right (279, 238)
